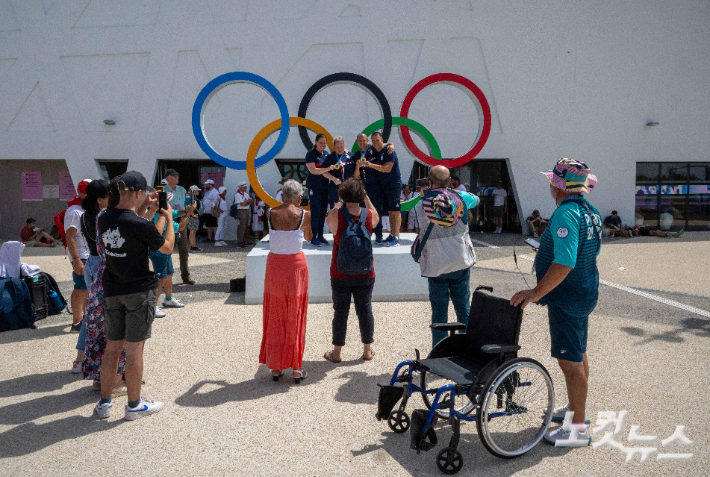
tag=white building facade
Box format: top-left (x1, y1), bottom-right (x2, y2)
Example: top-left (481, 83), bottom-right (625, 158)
top-left (1, 0), bottom-right (709, 239)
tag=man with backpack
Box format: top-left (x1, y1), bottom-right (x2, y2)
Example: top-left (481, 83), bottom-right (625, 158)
top-left (323, 178), bottom-right (379, 363)
top-left (413, 166), bottom-right (479, 346)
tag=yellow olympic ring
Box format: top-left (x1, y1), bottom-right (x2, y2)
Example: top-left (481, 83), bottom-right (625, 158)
top-left (246, 117), bottom-right (334, 209)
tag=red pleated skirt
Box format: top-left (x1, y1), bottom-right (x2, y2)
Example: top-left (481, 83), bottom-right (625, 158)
top-left (259, 252), bottom-right (309, 370)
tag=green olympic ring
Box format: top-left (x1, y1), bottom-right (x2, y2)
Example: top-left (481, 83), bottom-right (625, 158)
top-left (353, 116), bottom-right (442, 212)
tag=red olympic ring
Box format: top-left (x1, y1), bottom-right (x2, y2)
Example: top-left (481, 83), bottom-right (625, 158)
top-left (399, 73), bottom-right (491, 168)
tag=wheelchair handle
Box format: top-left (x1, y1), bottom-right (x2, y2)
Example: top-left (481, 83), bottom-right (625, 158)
top-left (475, 285), bottom-right (494, 293)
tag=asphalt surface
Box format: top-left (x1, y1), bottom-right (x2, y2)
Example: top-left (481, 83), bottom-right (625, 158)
top-left (0, 232), bottom-right (708, 476)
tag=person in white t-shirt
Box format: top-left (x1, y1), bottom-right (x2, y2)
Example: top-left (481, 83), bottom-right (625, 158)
top-left (214, 186), bottom-right (229, 246)
top-left (234, 181), bottom-right (253, 248)
top-left (201, 180), bottom-right (220, 241)
top-left (252, 193), bottom-right (266, 240)
top-left (407, 185), bottom-right (422, 233)
top-left (492, 181), bottom-right (508, 233)
top-left (65, 179), bottom-right (92, 332)
top-left (275, 176), bottom-right (287, 203)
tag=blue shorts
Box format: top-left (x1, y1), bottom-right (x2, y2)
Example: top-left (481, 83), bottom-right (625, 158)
top-left (149, 251), bottom-right (174, 279)
top-left (548, 304), bottom-right (588, 363)
top-left (72, 259), bottom-right (88, 290)
top-left (366, 182), bottom-right (401, 213)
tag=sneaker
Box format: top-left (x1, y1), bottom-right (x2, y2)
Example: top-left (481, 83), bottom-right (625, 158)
top-left (384, 234), bottom-right (395, 243)
top-left (215, 241), bottom-right (226, 247)
top-left (154, 306), bottom-right (166, 318)
top-left (546, 402), bottom-right (570, 422)
top-left (375, 236), bottom-right (386, 246)
top-left (310, 239), bottom-right (322, 247)
top-left (318, 236), bottom-right (329, 245)
top-left (544, 425), bottom-right (591, 446)
top-left (182, 277), bottom-right (195, 285)
top-left (162, 298), bottom-right (184, 308)
top-left (190, 247), bottom-right (202, 252)
top-left (70, 322), bottom-right (82, 333)
top-left (675, 229), bottom-right (685, 238)
top-left (95, 401), bottom-right (112, 419)
top-left (124, 398), bottom-right (164, 421)
top-left (111, 383), bottom-right (128, 397)
top-left (71, 360), bottom-right (82, 374)
top-left (386, 236), bottom-right (400, 247)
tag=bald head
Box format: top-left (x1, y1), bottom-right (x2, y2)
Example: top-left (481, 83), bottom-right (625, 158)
top-left (429, 165), bottom-right (451, 189)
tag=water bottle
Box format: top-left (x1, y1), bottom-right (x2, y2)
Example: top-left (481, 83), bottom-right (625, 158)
top-left (49, 289), bottom-right (64, 312)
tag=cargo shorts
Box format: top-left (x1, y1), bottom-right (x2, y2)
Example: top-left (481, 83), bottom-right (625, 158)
top-left (104, 288), bottom-right (157, 343)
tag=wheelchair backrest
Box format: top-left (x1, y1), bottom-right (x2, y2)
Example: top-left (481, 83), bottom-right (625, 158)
top-left (464, 289), bottom-right (523, 363)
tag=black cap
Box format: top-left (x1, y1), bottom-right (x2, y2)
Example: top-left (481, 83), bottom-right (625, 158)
top-left (117, 171), bottom-right (148, 191)
top-left (85, 179), bottom-right (109, 198)
top-left (165, 168), bottom-right (179, 177)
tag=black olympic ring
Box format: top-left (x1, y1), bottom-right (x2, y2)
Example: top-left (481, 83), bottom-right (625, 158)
top-left (297, 72), bottom-right (392, 150)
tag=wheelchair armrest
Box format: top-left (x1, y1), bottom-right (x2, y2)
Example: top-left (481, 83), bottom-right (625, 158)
top-left (481, 344), bottom-right (521, 355)
top-left (430, 323), bottom-right (467, 337)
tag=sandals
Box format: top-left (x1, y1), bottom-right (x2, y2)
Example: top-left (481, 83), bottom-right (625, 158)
top-left (271, 370), bottom-right (284, 382)
top-left (361, 349), bottom-right (375, 361)
top-left (323, 351), bottom-right (342, 363)
top-left (293, 369), bottom-right (308, 384)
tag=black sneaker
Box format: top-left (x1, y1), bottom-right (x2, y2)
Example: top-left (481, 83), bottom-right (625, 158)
top-left (190, 247), bottom-right (202, 252)
top-left (70, 322), bottom-right (82, 333)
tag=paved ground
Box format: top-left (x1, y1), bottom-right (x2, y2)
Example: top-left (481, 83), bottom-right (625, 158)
top-left (1, 232), bottom-right (708, 476)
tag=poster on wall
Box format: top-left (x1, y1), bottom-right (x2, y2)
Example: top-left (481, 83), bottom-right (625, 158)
top-left (58, 171), bottom-right (76, 200)
top-left (43, 185), bottom-right (60, 199)
top-left (201, 171), bottom-right (223, 188)
top-left (21, 171), bottom-right (42, 201)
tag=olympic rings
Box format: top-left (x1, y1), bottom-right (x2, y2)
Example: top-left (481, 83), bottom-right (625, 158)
top-left (297, 72), bottom-right (392, 150)
top-left (399, 73), bottom-right (491, 168)
top-left (353, 117), bottom-right (442, 212)
top-left (192, 72), bottom-right (290, 170)
top-left (246, 117), bottom-right (335, 209)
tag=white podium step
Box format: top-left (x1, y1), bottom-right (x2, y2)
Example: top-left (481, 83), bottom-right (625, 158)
top-left (245, 233), bottom-right (429, 304)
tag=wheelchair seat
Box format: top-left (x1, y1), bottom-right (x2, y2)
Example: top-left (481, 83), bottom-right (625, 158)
top-left (417, 356), bottom-right (486, 385)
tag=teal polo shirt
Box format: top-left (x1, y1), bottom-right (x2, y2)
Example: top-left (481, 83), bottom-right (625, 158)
top-left (535, 196), bottom-right (602, 317)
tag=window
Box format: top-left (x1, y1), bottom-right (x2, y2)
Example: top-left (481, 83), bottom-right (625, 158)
top-left (635, 162), bottom-right (710, 230)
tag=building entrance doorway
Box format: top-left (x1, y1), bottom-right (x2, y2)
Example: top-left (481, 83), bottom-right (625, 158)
top-left (409, 159), bottom-right (520, 233)
top-left (153, 160), bottom-right (226, 190)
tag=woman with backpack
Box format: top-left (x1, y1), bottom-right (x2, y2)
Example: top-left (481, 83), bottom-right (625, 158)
top-left (323, 178), bottom-right (379, 363)
top-left (259, 180), bottom-right (313, 384)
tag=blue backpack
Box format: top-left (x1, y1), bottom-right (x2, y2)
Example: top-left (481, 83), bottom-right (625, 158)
top-left (337, 207), bottom-right (373, 275)
top-left (0, 278), bottom-right (35, 332)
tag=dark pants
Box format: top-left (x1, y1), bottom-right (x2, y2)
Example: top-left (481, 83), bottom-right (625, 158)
top-left (328, 182), bottom-right (340, 209)
top-left (309, 188), bottom-right (328, 239)
top-left (365, 183), bottom-right (384, 238)
top-left (428, 268), bottom-right (471, 346)
top-left (178, 230), bottom-right (190, 280)
top-left (331, 278), bottom-right (375, 346)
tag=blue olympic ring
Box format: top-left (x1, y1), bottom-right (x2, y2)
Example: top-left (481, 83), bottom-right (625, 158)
top-left (191, 72), bottom-right (290, 170)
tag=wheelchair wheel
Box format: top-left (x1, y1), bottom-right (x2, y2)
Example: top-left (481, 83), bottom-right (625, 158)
top-left (388, 410), bottom-right (410, 433)
top-left (476, 358), bottom-right (554, 459)
top-left (436, 447), bottom-right (463, 475)
top-left (420, 370), bottom-right (475, 418)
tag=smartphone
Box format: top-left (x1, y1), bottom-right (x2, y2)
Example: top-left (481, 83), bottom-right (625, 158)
top-left (525, 238), bottom-right (540, 248)
top-left (158, 191), bottom-right (168, 210)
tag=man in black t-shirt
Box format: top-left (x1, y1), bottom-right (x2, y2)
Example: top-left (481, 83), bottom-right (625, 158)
top-left (95, 171), bottom-right (175, 422)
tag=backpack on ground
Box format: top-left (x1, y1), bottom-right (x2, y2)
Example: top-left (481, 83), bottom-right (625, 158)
top-left (0, 278), bottom-right (36, 332)
top-left (337, 207), bottom-right (373, 275)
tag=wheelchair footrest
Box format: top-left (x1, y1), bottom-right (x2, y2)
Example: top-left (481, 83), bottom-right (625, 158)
top-left (410, 409), bottom-right (438, 452)
top-left (376, 385), bottom-right (404, 421)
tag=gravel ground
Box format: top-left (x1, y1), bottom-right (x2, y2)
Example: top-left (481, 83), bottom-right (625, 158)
top-left (0, 233), bottom-right (708, 476)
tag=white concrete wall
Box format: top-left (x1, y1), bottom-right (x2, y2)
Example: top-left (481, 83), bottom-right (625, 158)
top-left (1, 0), bottom-right (709, 234)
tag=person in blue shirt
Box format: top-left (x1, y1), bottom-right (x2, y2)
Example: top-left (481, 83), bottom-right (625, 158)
top-left (305, 133), bottom-right (338, 247)
top-left (511, 158), bottom-right (600, 446)
top-left (356, 132), bottom-right (402, 247)
top-left (323, 136), bottom-right (356, 209)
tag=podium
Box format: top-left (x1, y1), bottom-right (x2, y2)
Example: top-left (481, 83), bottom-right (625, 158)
top-left (245, 233), bottom-right (430, 304)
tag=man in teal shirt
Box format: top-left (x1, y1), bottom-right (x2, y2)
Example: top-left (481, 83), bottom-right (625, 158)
top-left (163, 169), bottom-right (194, 285)
top-left (511, 158), bottom-right (600, 446)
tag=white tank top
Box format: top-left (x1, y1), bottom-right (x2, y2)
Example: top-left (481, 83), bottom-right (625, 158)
top-left (268, 209), bottom-right (306, 255)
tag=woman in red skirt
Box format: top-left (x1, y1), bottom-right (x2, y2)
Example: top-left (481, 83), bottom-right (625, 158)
top-left (259, 180), bottom-right (313, 383)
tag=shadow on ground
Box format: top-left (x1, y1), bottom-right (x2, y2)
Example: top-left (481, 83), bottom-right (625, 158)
top-left (0, 323), bottom-right (69, 345)
top-left (620, 317), bottom-right (710, 345)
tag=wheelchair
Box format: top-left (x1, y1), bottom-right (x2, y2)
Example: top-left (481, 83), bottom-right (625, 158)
top-left (376, 286), bottom-right (555, 474)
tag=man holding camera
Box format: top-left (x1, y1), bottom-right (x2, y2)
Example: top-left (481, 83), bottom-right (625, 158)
top-left (96, 171), bottom-right (174, 421)
top-left (163, 169), bottom-right (195, 285)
